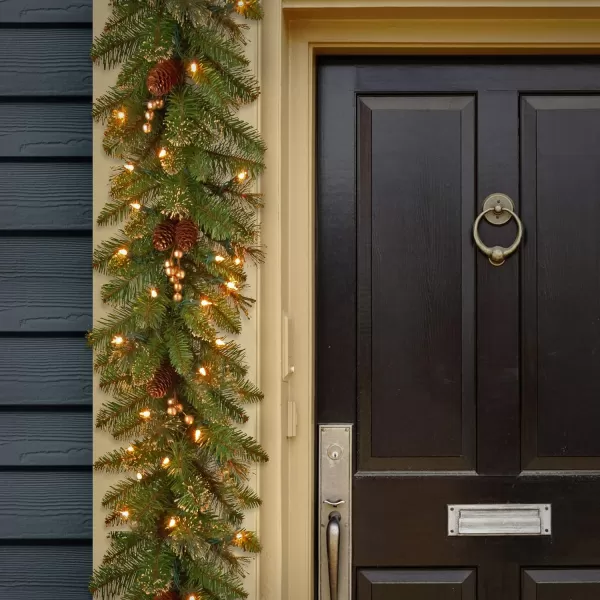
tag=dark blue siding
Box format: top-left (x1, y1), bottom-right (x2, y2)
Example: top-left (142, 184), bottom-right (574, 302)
top-left (0, 1), bottom-right (93, 597)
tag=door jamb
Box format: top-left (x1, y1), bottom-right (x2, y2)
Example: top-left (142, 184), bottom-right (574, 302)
top-left (258, 7), bottom-right (600, 599)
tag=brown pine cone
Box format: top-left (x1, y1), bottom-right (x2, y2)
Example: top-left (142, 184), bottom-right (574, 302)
top-left (174, 219), bottom-right (199, 253)
top-left (153, 220), bottom-right (177, 251)
top-left (147, 59), bottom-right (183, 97)
top-left (146, 363), bottom-right (177, 398)
top-left (154, 591), bottom-right (179, 600)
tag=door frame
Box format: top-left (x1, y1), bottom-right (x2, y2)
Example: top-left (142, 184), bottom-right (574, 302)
top-left (259, 4), bottom-right (600, 599)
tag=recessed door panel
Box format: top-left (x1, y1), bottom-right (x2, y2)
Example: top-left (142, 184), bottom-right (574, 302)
top-left (357, 96), bottom-right (476, 471)
top-left (523, 570), bottom-right (600, 599)
top-left (357, 569), bottom-right (476, 600)
top-left (522, 96), bottom-right (600, 470)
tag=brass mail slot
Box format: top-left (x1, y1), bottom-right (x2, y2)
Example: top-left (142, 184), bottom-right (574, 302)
top-left (447, 504), bottom-right (552, 536)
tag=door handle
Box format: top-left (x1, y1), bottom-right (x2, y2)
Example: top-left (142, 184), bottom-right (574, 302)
top-left (473, 193), bottom-right (524, 266)
top-left (326, 511), bottom-right (341, 600)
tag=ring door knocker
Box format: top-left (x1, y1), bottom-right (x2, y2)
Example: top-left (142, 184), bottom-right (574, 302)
top-left (473, 193), bottom-right (524, 266)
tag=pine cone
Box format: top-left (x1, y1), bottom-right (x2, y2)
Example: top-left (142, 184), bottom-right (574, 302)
top-left (154, 591), bottom-right (179, 600)
top-left (146, 363), bottom-right (177, 398)
top-left (147, 59), bottom-right (183, 97)
top-left (175, 219), bottom-right (199, 253)
top-left (153, 220), bottom-right (177, 251)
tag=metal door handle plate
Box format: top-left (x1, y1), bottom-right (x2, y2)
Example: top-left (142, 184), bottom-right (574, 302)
top-left (326, 511), bottom-right (341, 600)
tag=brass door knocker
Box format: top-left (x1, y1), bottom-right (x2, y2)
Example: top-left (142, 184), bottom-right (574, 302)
top-left (473, 193), bottom-right (523, 266)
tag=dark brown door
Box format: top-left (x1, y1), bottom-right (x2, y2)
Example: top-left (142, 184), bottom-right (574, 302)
top-left (317, 58), bottom-right (600, 599)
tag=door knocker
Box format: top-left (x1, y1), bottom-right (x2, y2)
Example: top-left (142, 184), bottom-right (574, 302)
top-left (473, 193), bottom-right (524, 266)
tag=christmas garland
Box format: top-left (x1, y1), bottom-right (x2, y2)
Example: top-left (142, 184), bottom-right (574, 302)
top-left (90, 1), bottom-right (267, 599)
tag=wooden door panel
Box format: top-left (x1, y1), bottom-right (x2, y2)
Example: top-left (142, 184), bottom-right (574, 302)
top-left (357, 96), bottom-right (476, 471)
top-left (521, 96), bottom-right (600, 471)
top-left (523, 570), bottom-right (600, 599)
top-left (357, 569), bottom-right (476, 600)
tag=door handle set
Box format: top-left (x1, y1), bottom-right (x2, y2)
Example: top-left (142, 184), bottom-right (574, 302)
top-left (319, 425), bottom-right (352, 600)
top-left (473, 193), bottom-right (524, 266)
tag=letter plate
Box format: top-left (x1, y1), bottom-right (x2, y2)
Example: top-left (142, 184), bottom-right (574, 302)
top-left (447, 504), bottom-right (552, 536)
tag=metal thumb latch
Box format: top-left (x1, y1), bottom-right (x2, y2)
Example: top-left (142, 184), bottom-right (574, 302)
top-left (473, 193), bottom-right (524, 266)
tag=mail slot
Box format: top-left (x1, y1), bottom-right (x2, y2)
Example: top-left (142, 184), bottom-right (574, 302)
top-left (447, 504), bottom-right (552, 536)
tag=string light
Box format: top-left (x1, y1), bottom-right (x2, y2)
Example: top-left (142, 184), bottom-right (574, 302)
top-left (158, 147), bottom-right (167, 159)
top-left (150, 288), bottom-right (158, 298)
top-left (167, 517), bottom-right (177, 528)
top-left (130, 202), bottom-right (141, 210)
top-left (200, 299), bottom-right (212, 307)
top-left (124, 163), bottom-right (135, 172)
top-left (236, 170), bottom-right (248, 181)
top-left (173, 249), bottom-right (183, 259)
top-left (117, 248), bottom-right (128, 256)
top-left (143, 123), bottom-right (152, 134)
top-left (136, 472), bottom-right (143, 480)
top-left (167, 406), bottom-right (177, 416)
top-left (184, 415), bottom-right (194, 425)
top-left (139, 409), bottom-right (151, 419)
top-left (120, 510), bottom-right (130, 519)
top-left (189, 61), bottom-right (199, 74)
top-left (147, 100), bottom-right (155, 110)
top-left (145, 110), bottom-right (154, 121)
top-left (214, 255), bottom-right (225, 263)
top-left (236, 532), bottom-right (244, 541)
top-left (162, 457), bottom-right (170, 466)
top-left (215, 338), bottom-right (226, 346)
top-left (237, 0), bottom-right (245, 7)
top-left (126, 445), bottom-right (134, 453)
top-left (188, 595), bottom-right (197, 600)
top-left (234, 257), bottom-right (242, 265)
top-left (164, 260), bottom-right (172, 268)
top-left (167, 398), bottom-right (175, 406)
top-left (111, 335), bottom-right (124, 346)
top-left (116, 109), bottom-right (126, 122)
top-left (198, 367), bottom-right (207, 377)
top-left (226, 281), bottom-right (238, 291)
top-left (194, 429), bottom-right (202, 442)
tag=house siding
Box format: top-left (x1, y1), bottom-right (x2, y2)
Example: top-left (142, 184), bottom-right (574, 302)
top-left (0, 1), bottom-right (93, 598)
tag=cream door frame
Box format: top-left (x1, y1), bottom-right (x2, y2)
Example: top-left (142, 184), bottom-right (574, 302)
top-left (258, 4), bottom-right (600, 599)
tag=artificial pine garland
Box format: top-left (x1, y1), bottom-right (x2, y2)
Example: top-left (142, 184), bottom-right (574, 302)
top-left (90, 1), bottom-right (267, 598)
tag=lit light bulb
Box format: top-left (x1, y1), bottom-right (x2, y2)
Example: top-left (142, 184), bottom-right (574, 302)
top-left (200, 299), bottom-right (212, 307)
top-left (167, 398), bottom-right (175, 406)
top-left (126, 445), bottom-right (134, 453)
top-left (121, 510), bottom-right (130, 518)
top-left (236, 532), bottom-right (244, 540)
top-left (214, 255), bottom-right (225, 263)
top-left (173, 249), bottom-right (183, 259)
top-left (139, 409), bottom-right (151, 419)
top-left (145, 110), bottom-right (154, 121)
top-left (116, 109), bottom-right (126, 121)
top-left (189, 61), bottom-right (198, 74)
top-left (234, 257), bottom-right (242, 265)
top-left (124, 163), bottom-right (135, 172)
top-left (226, 281), bottom-right (238, 290)
top-left (198, 367), bottom-right (207, 377)
top-left (136, 472), bottom-right (143, 480)
top-left (164, 260), bottom-right (172, 268)
top-left (188, 595), bottom-right (197, 600)
top-left (236, 170), bottom-right (248, 181)
top-left (150, 288), bottom-right (158, 298)
top-left (215, 338), bottom-right (226, 346)
top-left (111, 335), bottom-right (124, 346)
top-left (168, 517), bottom-right (177, 528)
top-left (162, 457), bottom-right (170, 466)
top-left (130, 202), bottom-right (141, 210)
top-left (167, 406), bottom-right (177, 416)
top-left (194, 429), bottom-right (202, 442)
top-left (158, 147), bottom-right (167, 159)
top-left (143, 122), bottom-right (152, 134)
top-left (184, 415), bottom-right (194, 425)
top-left (237, 0), bottom-right (245, 6)
top-left (147, 100), bottom-right (155, 110)
top-left (118, 248), bottom-right (128, 256)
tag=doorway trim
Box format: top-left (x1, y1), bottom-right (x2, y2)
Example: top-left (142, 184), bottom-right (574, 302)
top-left (258, 5), bottom-right (600, 599)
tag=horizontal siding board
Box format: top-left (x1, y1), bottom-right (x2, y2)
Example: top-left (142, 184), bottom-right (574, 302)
top-left (0, 103), bottom-right (92, 158)
top-left (0, 30), bottom-right (92, 97)
top-left (0, 237), bottom-right (92, 332)
top-left (0, 411), bottom-right (92, 466)
top-left (0, 546), bottom-right (92, 599)
top-left (0, 472), bottom-right (91, 539)
top-left (0, 337), bottom-right (91, 406)
top-left (0, 0), bottom-right (92, 23)
top-left (0, 163), bottom-right (92, 230)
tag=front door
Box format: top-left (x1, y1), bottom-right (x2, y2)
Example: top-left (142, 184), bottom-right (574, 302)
top-left (317, 58), bottom-right (600, 599)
